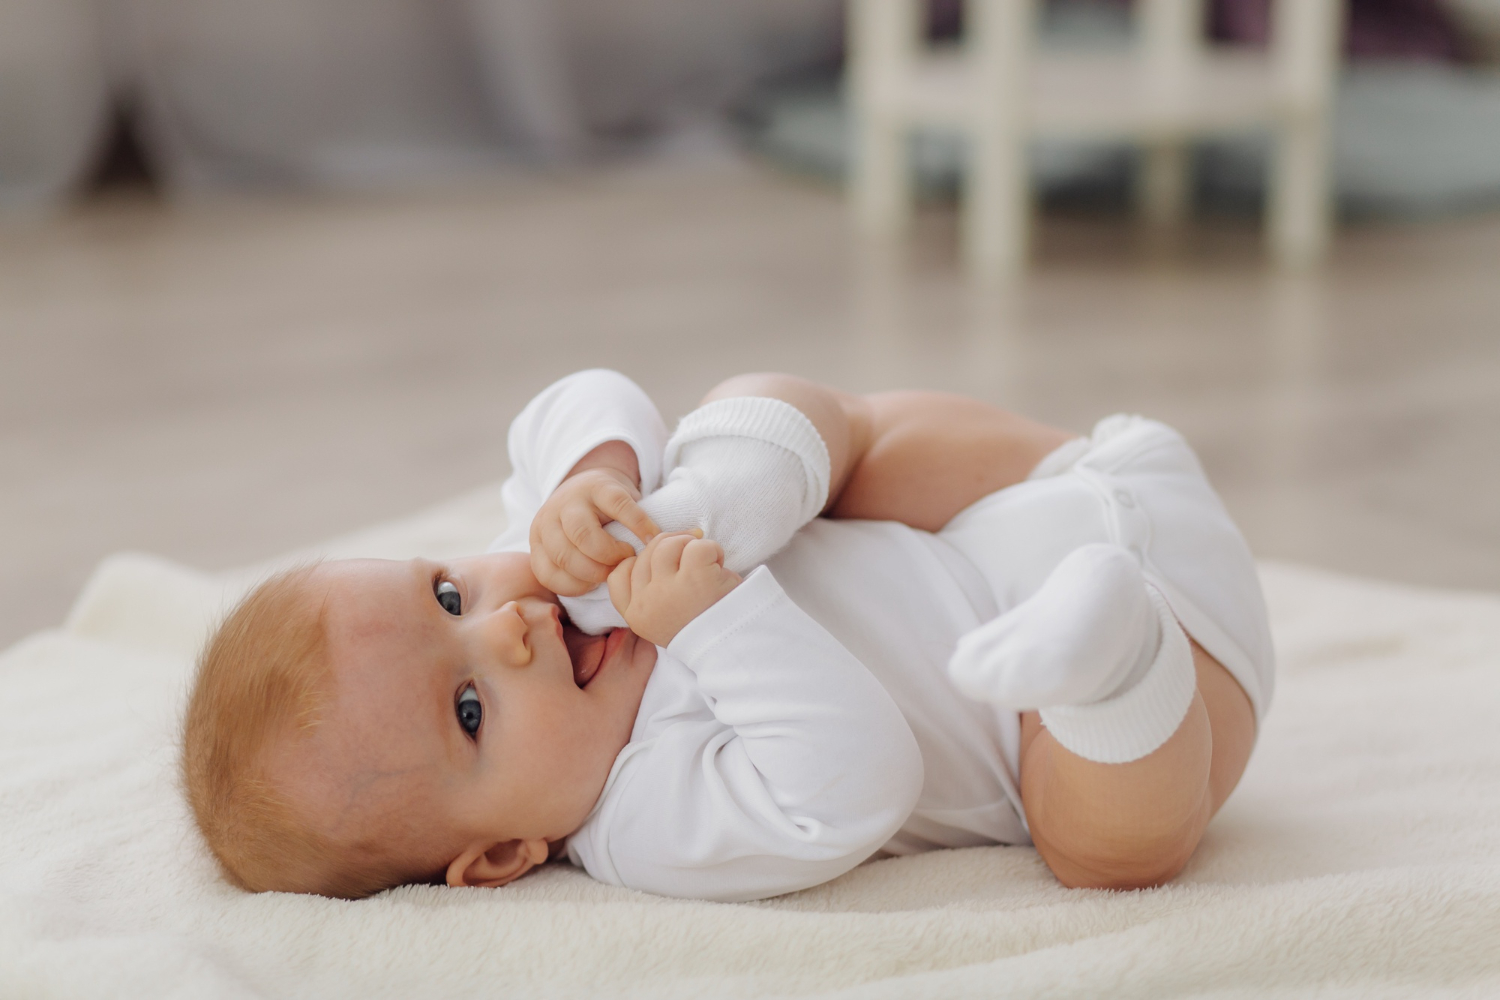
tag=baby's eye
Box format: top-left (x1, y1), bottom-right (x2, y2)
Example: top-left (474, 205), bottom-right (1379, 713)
top-left (456, 684), bottom-right (482, 737)
top-left (436, 579), bottom-right (462, 616)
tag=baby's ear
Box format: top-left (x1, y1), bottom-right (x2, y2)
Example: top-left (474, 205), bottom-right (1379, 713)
top-left (446, 838), bottom-right (549, 888)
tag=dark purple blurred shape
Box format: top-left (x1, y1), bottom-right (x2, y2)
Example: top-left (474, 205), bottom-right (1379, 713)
top-left (924, 1), bottom-right (1463, 60)
top-left (1209, 0), bottom-right (1460, 59)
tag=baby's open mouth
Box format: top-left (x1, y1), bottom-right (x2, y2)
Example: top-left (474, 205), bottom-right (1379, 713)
top-left (564, 626), bottom-right (628, 688)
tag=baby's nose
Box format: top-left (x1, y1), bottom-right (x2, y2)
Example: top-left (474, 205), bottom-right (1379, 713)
top-left (483, 601), bottom-right (533, 665)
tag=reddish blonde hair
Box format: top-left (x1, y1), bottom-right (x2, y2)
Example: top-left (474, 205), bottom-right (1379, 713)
top-left (181, 564), bottom-right (406, 899)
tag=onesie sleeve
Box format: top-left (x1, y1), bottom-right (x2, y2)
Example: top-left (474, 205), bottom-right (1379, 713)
top-left (565, 567), bottom-right (926, 902)
top-left (488, 369), bottom-right (670, 553)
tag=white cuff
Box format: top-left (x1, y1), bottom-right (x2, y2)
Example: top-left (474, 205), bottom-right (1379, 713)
top-left (1038, 589), bottom-right (1196, 764)
top-left (663, 397), bottom-right (831, 524)
top-left (667, 566), bottom-right (785, 667)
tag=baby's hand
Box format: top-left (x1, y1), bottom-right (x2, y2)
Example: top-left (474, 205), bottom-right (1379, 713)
top-left (607, 532), bottom-right (741, 647)
top-left (530, 467), bottom-right (660, 596)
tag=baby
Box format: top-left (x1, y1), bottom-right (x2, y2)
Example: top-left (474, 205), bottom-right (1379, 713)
top-left (182, 370), bottom-right (1271, 901)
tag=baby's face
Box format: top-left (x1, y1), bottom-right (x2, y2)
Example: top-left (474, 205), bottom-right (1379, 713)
top-left (278, 553), bottom-right (657, 885)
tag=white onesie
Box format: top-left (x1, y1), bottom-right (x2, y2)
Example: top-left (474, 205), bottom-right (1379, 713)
top-left (489, 370), bottom-right (1274, 902)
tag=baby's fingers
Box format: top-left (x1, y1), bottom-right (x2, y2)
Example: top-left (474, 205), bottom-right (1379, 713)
top-left (648, 532), bottom-right (696, 577)
top-left (530, 551), bottom-right (594, 598)
top-left (607, 556), bottom-right (637, 614)
top-left (593, 482), bottom-right (660, 545)
top-left (562, 501), bottom-right (635, 566)
top-left (534, 521), bottom-right (611, 589)
top-left (680, 537), bottom-right (726, 573)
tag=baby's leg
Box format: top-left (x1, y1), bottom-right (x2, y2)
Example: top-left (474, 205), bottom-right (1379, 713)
top-left (938, 418), bottom-right (1267, 888)
top-left (953, 541), bottom-right (1255, 886)
top-left (1018, 640), bottom-right (1254, 889)
top-left (816, 396), bottom-right (1261, 889)
top-left (698, 373), bottom-right (874, 507)
top-left (826, 390), bottom-right (1075, 531)
top-left (695, 378), bottom-right (1072, 534)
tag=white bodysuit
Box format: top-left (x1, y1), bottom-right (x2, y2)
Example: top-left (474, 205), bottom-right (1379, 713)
top-left (489, 371), bottom-right (1274, 902)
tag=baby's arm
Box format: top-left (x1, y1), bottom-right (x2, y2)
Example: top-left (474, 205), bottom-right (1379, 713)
top-left (566, 564), bottom-right (924, 902)
top-left (490, 368), bottom-right (668, 565)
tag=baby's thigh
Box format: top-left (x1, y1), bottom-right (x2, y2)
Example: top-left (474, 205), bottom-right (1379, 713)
top-left (1193, 641), bottom-right (1256, 812)
top-left (832, 391), bottom-right (1074, 532)
top-left (1019, 639), bottom-right (1256, 817)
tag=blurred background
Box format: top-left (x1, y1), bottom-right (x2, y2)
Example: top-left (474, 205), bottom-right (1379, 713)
top-left (2, 0), bottom-right (1498, 649)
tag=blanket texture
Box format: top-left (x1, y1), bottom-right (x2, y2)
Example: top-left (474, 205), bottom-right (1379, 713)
top-left (2, 484), bottom-right (1497, 999)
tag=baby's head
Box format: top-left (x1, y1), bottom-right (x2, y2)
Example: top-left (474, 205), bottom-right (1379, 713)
top-left (181, 553), bottom-right (656, 898)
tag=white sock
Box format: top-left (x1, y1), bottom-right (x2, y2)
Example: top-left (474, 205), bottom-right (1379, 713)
top-left (948, 543), bottom-right (1196, 764)
top-left (560, 396), bottom-right (830, 634)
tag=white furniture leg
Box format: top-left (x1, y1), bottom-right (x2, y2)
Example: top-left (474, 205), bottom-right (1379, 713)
top-left (965, 0), bottom-right (1036, 280)
top-left (1270, 112), bottom-right (1332, 269)
top-left (1137, 0), bottom-right (1202, 227)
top-left (850, 0), bottom-right (919, 239)
top-left (1140, 142), bottom-right (1192, 227)
top-left (842, 0), bottom-right (1338, 272)
top-left (1268, 0), bottom-right (1343, 268)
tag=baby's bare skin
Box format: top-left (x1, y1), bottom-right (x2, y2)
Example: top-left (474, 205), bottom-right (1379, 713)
top-left (528, 442), bottom-right (660, 597)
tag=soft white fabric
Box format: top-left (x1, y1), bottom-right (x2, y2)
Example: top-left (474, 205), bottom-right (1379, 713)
top-left (3, 490), bottom-right (1498, 997)
top-left (553, 581), bottom-right (627, 634)
top-left (554, 578), bottom-right (629, 634)
top-left (950, 543), bottom-right (1166, 711)
top-left (491, 367), bottom-right (670, 555)
top-left (645, 394), bottom-right (832, 569)
top-left (765, 518), bottom-right (1030, 856)
top-left (951, 543), bottom-right (1199, 764)
top-left (566, 565), bottom-right (924, 901)
top-left (942, 413), bottom-right (1276, 724)
top-left (562, 393), bottom-right (832, 634)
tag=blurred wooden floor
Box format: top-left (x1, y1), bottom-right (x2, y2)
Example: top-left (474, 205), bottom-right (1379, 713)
top-left (2, 158), bottom-right (1498, 649)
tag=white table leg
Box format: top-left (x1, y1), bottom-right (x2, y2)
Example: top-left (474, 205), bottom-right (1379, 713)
top-left (1268, 0), bottom-right (1343, 268)
top-left (1270, 111), bottom-right (1333, 269)
top-left (853, 110), bottom-right (911, 239)
top-left (849, 0), bottom-right (919, 238)
top-left (1137, 0), bottom-right (1202, 228)
top-left (965, 0), bottom-right (1036, 279)
top-left (1140, 142), bottom-right (1192, 227)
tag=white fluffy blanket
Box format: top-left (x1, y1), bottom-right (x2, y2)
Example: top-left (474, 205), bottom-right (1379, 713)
top-left (3, 485), bottom-right (1498, 999)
